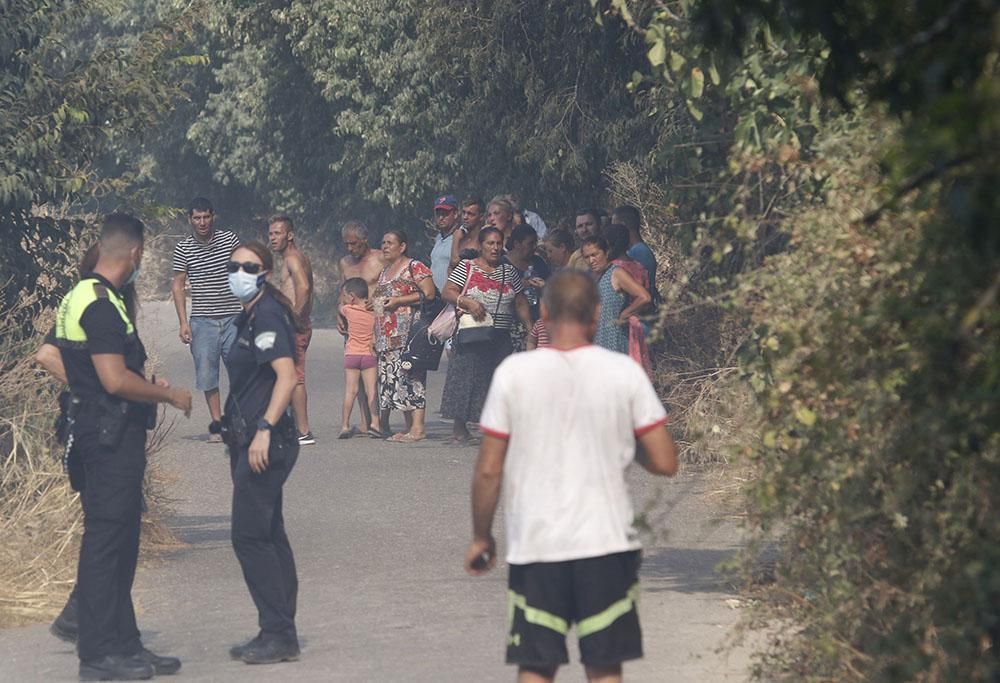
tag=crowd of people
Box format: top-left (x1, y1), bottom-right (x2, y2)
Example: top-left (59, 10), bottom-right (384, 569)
top-left (328, 194), bottom-right (661, 447)
top-left (35, 194), bottom-right (667, 681)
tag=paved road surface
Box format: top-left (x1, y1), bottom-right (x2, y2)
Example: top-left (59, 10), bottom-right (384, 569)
top-left (0, 301), bottom-right (752, 681)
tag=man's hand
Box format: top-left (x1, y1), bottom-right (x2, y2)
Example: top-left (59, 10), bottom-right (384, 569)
top-left (464, 536), bottom-right (496, 576)
top-left (179, 321), bottom-right (192, 344)
top-left (248, 429), bottom-right (271, 473)
top-left (168, 387), bottom-right (193, 417)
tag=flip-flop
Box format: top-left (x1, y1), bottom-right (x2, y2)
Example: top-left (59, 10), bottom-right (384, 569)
top-left (338, 430), bottom-right (353, 440)
top-left (387, 433), bottom-right (425, 443)
top-left (443, 435), bottom-right (471, 446)
top-left (367, 428), bottom-right (385, 439)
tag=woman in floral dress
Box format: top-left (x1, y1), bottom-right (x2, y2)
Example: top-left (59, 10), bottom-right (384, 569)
top-left (372, 230), bottom-right (436, 442)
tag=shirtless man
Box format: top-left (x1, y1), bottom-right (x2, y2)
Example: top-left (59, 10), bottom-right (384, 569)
top-left (268, 215), bottom-right (316, 445)
top-left (450, 196), bottom-right (487, 270)
top-left (337, 220), bottom-right (384, 432)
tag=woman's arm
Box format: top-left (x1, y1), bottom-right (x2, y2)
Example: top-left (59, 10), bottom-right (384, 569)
top-left (385, 261), bottom-right (436, 310)
top-left (418, 272), bottom-right (436, 300)
top-left (444, 263), bottom-right (488, 320)
top-left (612, 267), bottom-right (652, 323)
top-left (248, 355), bottom-right (297, 473)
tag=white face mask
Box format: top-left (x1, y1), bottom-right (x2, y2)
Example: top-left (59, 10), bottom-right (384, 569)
top-left (228, 271), bottom-right (266, 302)
top-left (124, 263), bottom-right (140, 286)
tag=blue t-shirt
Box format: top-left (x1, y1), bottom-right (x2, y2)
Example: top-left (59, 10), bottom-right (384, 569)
top-left (627, 242), bottom-right (658, 303)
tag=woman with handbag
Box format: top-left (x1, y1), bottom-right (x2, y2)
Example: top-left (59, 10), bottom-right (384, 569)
top-left (373, 229), bottom-right (436, 443)
top-left (440, 227), bottom-right (533, 446)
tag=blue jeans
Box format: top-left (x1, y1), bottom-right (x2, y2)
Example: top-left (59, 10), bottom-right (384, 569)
top-left (190, 315), bottom-right (238, 391)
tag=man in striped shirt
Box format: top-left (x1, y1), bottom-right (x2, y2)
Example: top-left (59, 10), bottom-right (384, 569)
top-left (171, 197), bottom-right (242, 442)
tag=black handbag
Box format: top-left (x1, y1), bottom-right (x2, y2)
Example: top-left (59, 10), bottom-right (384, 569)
top-left (401, 260), bottom-right (446, 371)
top-left (401, 317), bottom-right (445, 371)
top-left (455, 265), bottom-right (505, 349)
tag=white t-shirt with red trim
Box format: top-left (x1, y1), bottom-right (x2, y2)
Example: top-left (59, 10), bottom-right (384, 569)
top-left (479, 344), bottom-right (668, 564)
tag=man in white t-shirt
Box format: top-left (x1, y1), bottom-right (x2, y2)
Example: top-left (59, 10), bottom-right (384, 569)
top-left (464, 270), bottom-right (678, 683)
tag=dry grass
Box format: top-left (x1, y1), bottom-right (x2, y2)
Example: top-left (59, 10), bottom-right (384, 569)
top-left (0, 294), bottom-right (179, 628)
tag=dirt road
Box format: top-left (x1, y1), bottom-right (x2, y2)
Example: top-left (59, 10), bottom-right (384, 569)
top-left (0, 301), bottom-right (752, 681)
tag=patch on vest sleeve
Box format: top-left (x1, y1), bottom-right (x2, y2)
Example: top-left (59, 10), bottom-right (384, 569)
top-left (254, 331), bottom-right (277, 350)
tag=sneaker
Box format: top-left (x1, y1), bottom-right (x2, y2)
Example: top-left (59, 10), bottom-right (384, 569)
top-left (240, 636), bottom-right (300, 665)
top-left (297, 431), bottom-right (316, 446)
top-left (79, 654), bottom-right (154, 681)
top-left (208, 421), bottom-right (223, 443)
top-left (129, 648), bottom-right (181, 675)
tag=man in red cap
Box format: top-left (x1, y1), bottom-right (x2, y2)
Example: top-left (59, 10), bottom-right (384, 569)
top-left (430, 194), bottom-right (461, 290)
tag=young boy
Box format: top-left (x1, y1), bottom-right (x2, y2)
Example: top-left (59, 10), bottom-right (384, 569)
top-left (339, 278), bottom-right (382, 438)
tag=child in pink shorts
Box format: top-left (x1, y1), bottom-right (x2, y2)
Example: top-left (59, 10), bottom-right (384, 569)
top-left (339, 278), bottom-right (382, 438)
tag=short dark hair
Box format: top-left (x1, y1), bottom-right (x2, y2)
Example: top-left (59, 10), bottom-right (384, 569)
top-left (462, 196), bottom-right (486, 212)
top-left (188, 197), bottom-right (214, 215)
top-left (543, 270), bottom-right (600, 324)
top-left (269, 214), bottom-right (294, 230)
top-left (613, 205), bottom-right (641, 235)
top-left (545, 229), bottom-right (574, 251)
top-left (575, 207), bottom-right (602, 224)
top-left (507, 224), bottom-right (537, 250)
top-left (603, 223), bottom-right (630, 260)
top-left (101, 212), bottom-right (145, 245)
top-left (342, 277), bottom-right (368, 299)
top-left (581, 235), bottom-right (609, 253)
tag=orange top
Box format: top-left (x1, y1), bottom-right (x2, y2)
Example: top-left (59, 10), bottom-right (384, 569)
top-left (341, 304), bottom-right (376, 356)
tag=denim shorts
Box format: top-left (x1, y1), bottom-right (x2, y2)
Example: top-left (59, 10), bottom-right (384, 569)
top-left (190, 315), bottom-right (239, 391)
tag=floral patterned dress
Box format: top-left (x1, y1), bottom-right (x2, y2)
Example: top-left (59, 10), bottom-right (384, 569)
top-left (373, 258), bottom-right (432, 411)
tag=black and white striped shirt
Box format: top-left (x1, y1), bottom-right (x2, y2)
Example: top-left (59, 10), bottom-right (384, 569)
top-left (448, 260), bottom-right (523, 330)
top-left (172, 230), bottom-right (243, 317)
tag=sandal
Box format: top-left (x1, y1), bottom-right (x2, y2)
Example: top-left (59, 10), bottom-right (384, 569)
top-left (367, 427), bottom-right (385, 439)
top-left (443, 435), bottom-right (471, 446)
top-left (338, 429), bottom-right (353, 440)
top-left (387, 432), bottom-right (425, 443)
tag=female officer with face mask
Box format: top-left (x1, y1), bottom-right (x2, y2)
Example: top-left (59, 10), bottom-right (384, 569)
top-left (221, 240), bottom-right (305, 665)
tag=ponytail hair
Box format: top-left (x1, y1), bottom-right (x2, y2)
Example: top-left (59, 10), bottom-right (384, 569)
top-left (233, 241), bottom-right (307, 333)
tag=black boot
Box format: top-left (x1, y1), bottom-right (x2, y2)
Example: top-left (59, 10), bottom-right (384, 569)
top-left (240, 636), bottom-right (300, 665)
top-left (130, 648), bottom-right (181, 675)
top-left (50, 595), bottom-right (78, 643)
top-left (79, 654), bottom-right (154, 681)
top-left (228, 633), bottom-right (262, 661)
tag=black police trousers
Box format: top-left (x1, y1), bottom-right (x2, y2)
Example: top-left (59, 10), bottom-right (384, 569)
top-left (74, 422), bottom-right (146, 662)
top-left (229, 436), bottom-right (299, 641)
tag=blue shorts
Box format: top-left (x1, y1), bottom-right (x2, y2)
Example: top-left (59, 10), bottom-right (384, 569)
top-left (190, 315), bottom-right (239, 392)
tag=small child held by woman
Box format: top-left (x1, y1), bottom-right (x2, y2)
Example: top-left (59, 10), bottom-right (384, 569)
top-left (339, 278), bottom-right (382, 438)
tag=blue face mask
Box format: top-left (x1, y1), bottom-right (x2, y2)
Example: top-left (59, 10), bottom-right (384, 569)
top-left (228, 271), bottom-right (267, 302)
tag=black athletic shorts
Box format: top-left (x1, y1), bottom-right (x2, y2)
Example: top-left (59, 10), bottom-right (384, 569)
top-left (506, 550), bottom-right (643, 668)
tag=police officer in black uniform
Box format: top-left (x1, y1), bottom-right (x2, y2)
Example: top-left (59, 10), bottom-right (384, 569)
top-left (52, 214), bottom-right (193, 680)
top-left (221, 241), bottom-right (302, 665)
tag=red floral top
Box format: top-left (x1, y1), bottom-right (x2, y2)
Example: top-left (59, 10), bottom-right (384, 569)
top-left (373, 258), bottom-right (432, 351)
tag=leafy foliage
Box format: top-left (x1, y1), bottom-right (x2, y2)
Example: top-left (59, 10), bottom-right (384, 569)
top-left (0, 0), bottom-right (198, 333)
top-left (605, 0), bottom-right (1000, 679)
